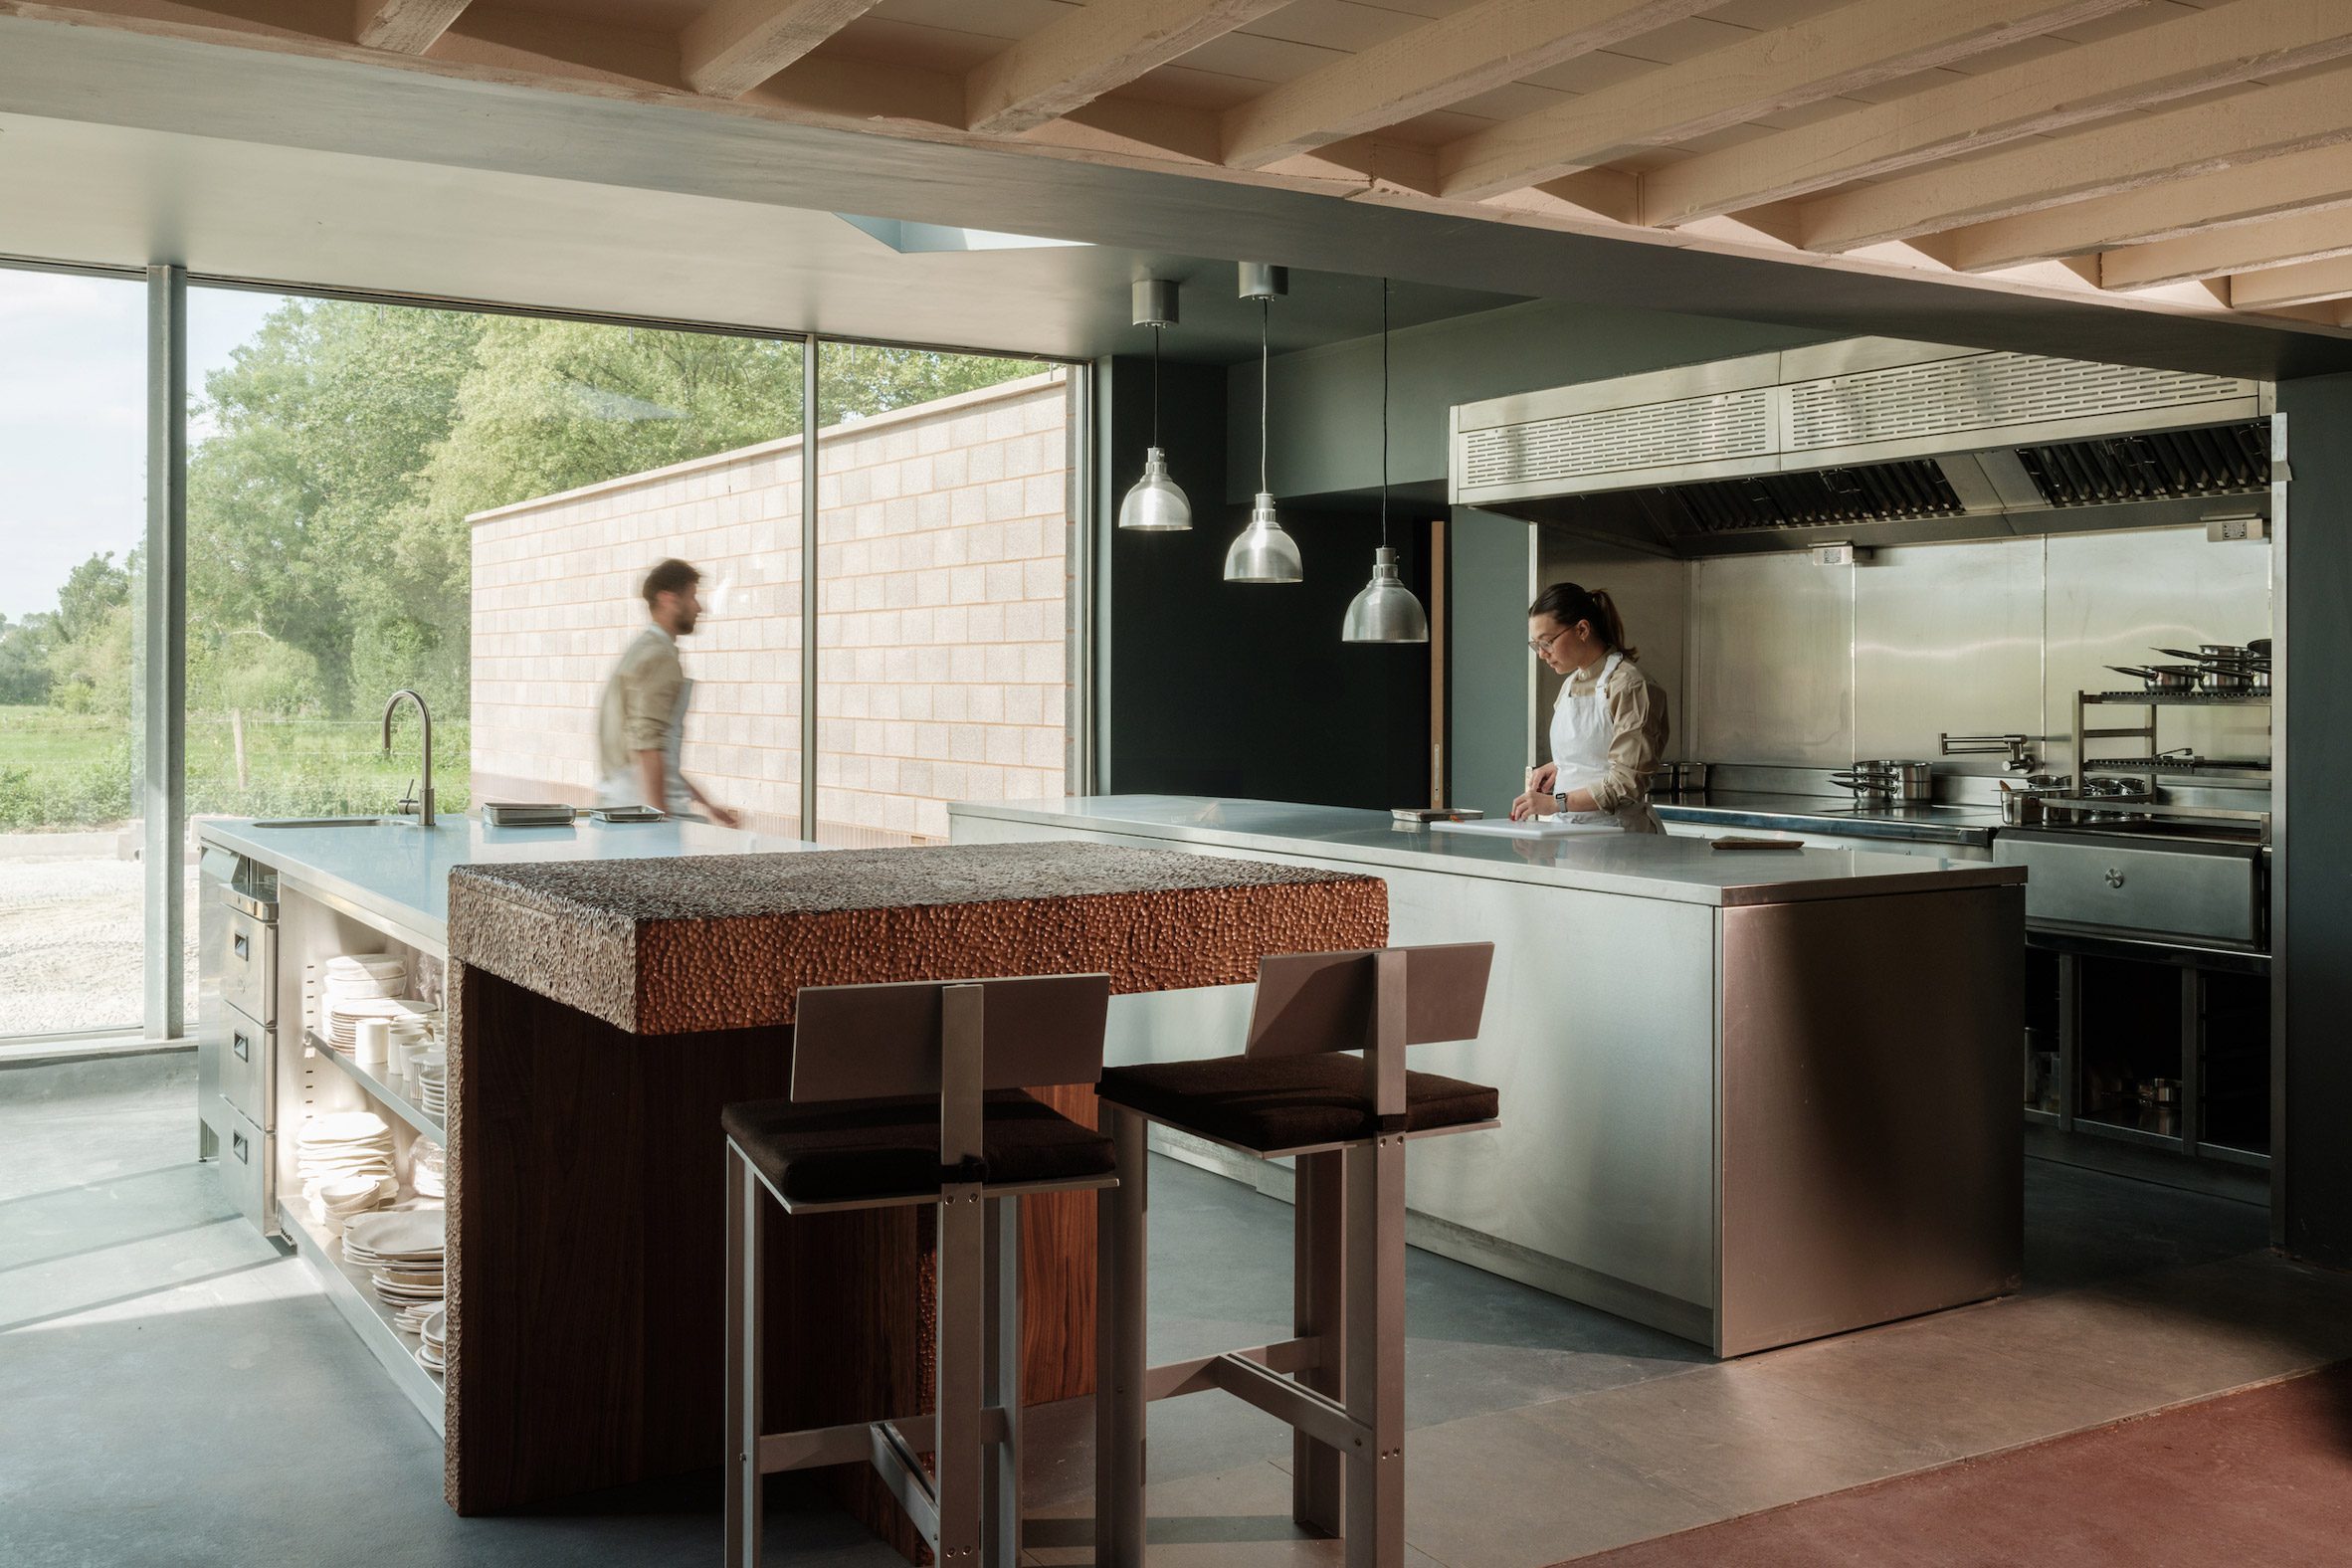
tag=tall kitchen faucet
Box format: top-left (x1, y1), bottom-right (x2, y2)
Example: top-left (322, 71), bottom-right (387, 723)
top-left (382, 689), bottom-right (436, 827)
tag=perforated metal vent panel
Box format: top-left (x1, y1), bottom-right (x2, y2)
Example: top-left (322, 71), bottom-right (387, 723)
top-left (1461, 388), bottom-right (1769, 490)
top-left (1788, 354), bottom-right (2247, 452)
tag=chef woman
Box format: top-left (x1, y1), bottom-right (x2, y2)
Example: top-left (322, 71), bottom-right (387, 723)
top-left (1509, 581), bottom-right (1669, 832)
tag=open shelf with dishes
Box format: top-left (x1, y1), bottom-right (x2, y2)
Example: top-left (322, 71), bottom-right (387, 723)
top-left (308, 1028), bottom-right (445, 1144)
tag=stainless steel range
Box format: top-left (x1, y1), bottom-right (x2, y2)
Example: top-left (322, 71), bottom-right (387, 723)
top-left (1993, 812), bottom-right (2267, 954)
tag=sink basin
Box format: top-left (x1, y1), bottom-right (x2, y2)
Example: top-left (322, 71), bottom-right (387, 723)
top-left (250, 816), bottom-right (412, 829)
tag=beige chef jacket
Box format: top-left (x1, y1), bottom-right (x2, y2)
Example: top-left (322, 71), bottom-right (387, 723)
top-left (1556, 653), bottom-right (1669, 833)
top-left (595, 627), bottom-right (685, 788)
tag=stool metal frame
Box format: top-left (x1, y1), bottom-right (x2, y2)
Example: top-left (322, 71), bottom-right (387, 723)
top-left (724, 972), bottom-right (1118, 1568)
top-left (1095, 943), bottom-right (1496, 1568)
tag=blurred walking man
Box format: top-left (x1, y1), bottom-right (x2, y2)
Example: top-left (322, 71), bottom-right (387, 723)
top-left (593, 558), bottom-right (739, 827)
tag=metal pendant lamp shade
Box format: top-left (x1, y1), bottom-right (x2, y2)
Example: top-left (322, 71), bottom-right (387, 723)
top-left (1118, 448), bottom-right (1190, 531)
top-left (1227, 266), bottom-right (1301, 583)
top-left (1226, 490), bottom-right (1303, 582)
top-left (1343, 277), bottom-right (1430, 642)
top-left (1343, 546), bottom-right (1428, 642)
top-left (1119, 279), bottom-right (1191, 531)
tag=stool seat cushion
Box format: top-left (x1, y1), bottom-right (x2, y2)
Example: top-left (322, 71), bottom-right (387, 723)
top-left (723, 1089), bottom-right (1114, 1206)
top-left (1096, 1055), bottom-right (1497, 1154)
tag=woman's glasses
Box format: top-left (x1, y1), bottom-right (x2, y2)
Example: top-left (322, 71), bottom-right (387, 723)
top-left (1527, 628), bottom-right (1566, 655)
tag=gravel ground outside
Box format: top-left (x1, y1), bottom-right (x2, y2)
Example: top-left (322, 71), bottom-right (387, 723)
top-left (0, 835), bottom-right (196, 1038)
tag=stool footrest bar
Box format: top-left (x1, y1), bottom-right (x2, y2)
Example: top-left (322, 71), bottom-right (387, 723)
top-left (756, 1407), bottom-right (1012, 1474)
top-left (1204, 1352), bottom-right (1364, 1455)
top-left (1146, 1336), bottom-right (1324, 1402)
top-left (873, 1418), bottom-right (943, 1548)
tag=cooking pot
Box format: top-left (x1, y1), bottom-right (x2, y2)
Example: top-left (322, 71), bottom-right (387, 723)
top-left (2109, 665), bottom-right (2198, 693)
top-left (1830, 760), bottom-right (1933, 803)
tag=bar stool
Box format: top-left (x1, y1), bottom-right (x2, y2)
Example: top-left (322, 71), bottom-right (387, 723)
top-left (1093, 942), bottom-right (1497, 1568)
top-left (721, 972), bottom-right (1120, 1568)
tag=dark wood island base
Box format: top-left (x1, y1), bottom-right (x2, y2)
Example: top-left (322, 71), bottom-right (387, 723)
top-left (438, 842), bottom-right (1387, 1549)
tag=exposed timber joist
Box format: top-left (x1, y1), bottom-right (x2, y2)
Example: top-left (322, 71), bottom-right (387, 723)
top-left (965, 0), bottom-right (1290, 137)
top-left (1800, 61), bottom-right (2352, 254)
top-left (2230, 254), bottom-right (2352, 310)
top-left (1433, 0), bottom-right (2135, 203)
top-left (2103, 207), bottom-right (2352, 292)
top-left (353, 0), bottom-right (468, 53)
top-left (1218, 0), bottom-right (1713, 171)
top-left (1933, 141), bottom-right (2352, 274)
top-left (1642, 0), bottom-right (2352, 228)
top-left (679, 0), bottom-right (882, 99)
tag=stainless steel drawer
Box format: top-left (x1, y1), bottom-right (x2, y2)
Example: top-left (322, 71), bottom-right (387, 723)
top-left (220, 1002), bottom-right (273, 1131)
top-left (219, 1104), bottom-right (277, 1238)
top-left (1994, 835), bottom-right (2260, 944)
top-left (223, 902), bottom-right (278, 1026)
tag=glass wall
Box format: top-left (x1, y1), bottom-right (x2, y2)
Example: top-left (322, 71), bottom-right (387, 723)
top-left (1, 260), bottom-right (1084, 1047)
top-left (183, 292), bottom-right (809, 834)
top-left (814, 344), bottom-right (1074, 847)
top-left (0, 268), bottom-right (147, 1039)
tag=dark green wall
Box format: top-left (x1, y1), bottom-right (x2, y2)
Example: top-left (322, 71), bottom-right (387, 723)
top-left (2276, 372), bottom-right (2352, 1266)
top-left (1100, 355), bottom-right (1431, 810)
top-left (1447, 507), bottom-right (1531, 820)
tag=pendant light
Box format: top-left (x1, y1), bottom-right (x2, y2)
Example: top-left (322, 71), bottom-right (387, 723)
top-left (1117, 279), bottom-right (1191, 531)
top-left (1224, 263), bottom-right (1303, 584)
top-left (1342, 277), bottom-right (1429, 643)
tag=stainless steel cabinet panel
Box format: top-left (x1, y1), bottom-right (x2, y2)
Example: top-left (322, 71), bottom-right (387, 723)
top-left (219, 1001), bottom-right (273, 1131)
top-left (1995, 835), bottom-right (2260, 943)
top-left (219, 1104), bottom-right (277, 1238)
top-left (222, 903), bottom-right (278, 1027)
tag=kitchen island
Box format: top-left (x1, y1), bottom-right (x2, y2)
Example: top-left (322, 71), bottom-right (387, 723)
top-left (193, 813), bottom-right (1386, 1548)
top-left (949, 795), bottom-right (2029, 1356)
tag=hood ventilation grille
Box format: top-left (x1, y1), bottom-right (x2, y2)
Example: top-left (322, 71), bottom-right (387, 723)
top-left (1678, 462), bottom-right (1962, 534)
top-left (2018, 427), bottom-right (2269, 507)
top-left (1452, 338), bottom-right (2272, 555)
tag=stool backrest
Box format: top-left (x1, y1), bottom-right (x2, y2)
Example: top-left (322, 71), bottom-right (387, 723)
top-left (1245, 943), bottom-right (1493, 1060)
top-left (790, 972), bottom-right (1113, 1104)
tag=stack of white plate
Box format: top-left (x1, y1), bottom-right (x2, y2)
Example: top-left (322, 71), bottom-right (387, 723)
top-left (345, 1209), bottom-right (446, 1318)
top-left (296, 1110), bottom-right (396, 1185)
top-left (414, 1054), bottom-right (448, 1120)
top-left (411, 1137), bottom-right (446, 1200)
top-left (324, 996), bottom-right (439, 1056)
top-left (417, 1304), bottom-right (448, 1373)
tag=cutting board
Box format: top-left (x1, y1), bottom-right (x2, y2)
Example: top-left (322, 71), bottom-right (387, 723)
top-left (1431, 818), bottom-right (1619, 839)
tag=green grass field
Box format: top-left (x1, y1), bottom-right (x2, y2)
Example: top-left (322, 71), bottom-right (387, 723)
top-left (0, 705), bottom-right (473, 829)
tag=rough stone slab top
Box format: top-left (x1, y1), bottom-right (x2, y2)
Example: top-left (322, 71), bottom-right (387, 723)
top-left (446, 840), bottom-right (1388, 1035)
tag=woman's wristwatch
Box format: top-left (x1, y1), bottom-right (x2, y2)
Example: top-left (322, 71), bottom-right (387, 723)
top-left (1553, 792), bottom-right (1570, 815)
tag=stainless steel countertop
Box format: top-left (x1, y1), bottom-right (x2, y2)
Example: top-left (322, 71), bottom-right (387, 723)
top-left (196, 814), bottom-right (819, 954)
top-left (1653, 791), bottom-right (2004, 847)
top-left (948, 795), bottom-right (2021, 907)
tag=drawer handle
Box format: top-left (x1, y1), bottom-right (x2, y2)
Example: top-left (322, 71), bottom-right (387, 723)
top-left (233, 933), bottom-right (249, 961)
top-left (231, 1130), bottom-right (250, 1165)
top-left (233, 1032), bottom-right (251, 1062)
top-left (2104, 869), bottom-right (2126, 888)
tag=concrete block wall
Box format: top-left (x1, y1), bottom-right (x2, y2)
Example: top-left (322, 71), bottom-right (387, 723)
top-left (470, 369), bottom-right (1071, 844)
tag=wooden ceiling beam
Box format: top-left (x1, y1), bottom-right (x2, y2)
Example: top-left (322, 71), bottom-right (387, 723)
top-left (1432, 0), bottom-right (2133, 203)
top-left (1643, 0), bottom-right (2352, 229)
top-left (354, 0), bottom-right (468, 53)
top-left (1218, 0), bottom-right (1713, 170)
top-left (1931, 141), bottom-right (2352, 275)
top-left (1800, 61), bottom-right (2352, 254)
top-left (2103, 207), bottom-right (2352, 292)
top-left (2229, 254), bottom-right (2352, 310)
top-left (965, 0), bottom-right (1290, 137)
top-left (679, 0), bottom-right (882, 98)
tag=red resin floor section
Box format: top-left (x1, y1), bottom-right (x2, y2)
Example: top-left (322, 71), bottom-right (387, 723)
top-left (1566, 1361), bottom-right (2352, 1568)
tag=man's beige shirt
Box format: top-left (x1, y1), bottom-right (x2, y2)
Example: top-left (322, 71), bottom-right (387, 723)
top-left (596, 626), bottom-right (684, 782)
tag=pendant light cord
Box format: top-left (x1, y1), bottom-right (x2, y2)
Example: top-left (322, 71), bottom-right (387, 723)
top-left (1259, 295), bottom-right (1271, 495)
top-left (1380, 277), bottom-right (1390, 550)
top-left (1150, 321), bottom-right (1162, 448)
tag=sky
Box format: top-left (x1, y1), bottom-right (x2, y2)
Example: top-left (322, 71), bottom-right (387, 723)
top-left (0, 272), bottom-right (281, 622)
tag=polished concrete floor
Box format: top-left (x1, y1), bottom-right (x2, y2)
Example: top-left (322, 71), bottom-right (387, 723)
top-left (4, 1052), bottom-right (2342, 1568)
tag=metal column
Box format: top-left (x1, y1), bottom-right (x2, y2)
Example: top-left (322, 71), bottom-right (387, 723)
top-left (800, 340), bottom-right (820, 841)
top-left (142, 264), bottom-right (188, 1042)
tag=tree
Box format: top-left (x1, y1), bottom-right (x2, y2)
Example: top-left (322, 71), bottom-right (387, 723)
top-left (0, 612), bottom-right (54, 705)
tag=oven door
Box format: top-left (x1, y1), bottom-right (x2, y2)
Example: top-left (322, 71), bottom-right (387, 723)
top-left (1993, 831), bottom-right (2262, 947)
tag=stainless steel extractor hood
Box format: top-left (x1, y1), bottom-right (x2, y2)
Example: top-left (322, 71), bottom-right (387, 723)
top-left (1451, 337), bottom-right (2274, 556)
